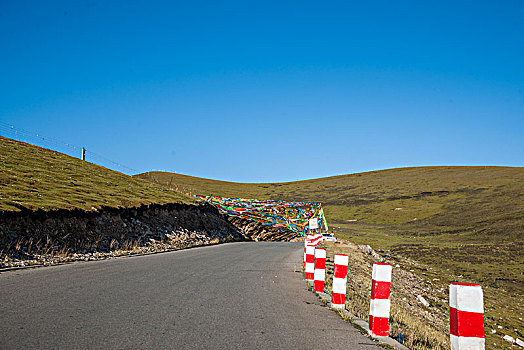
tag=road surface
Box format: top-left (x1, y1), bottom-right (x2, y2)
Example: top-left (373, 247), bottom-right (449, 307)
top-left (0, 242), bottom-right (379, 349)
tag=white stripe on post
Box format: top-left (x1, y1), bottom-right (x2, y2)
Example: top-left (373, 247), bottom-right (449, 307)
top-left (369, 262), bottom-right (392, 337)
top-left (313, 248), bottom-right (326, 293)
top-left (450, 283), bottom-right (485, 349)
top-left (331, 254), bottom-right (349, 309)
top-left (369, 299), bottom-right (391, 318)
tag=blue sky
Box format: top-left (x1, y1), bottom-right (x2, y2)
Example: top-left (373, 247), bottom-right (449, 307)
top-left (1, 0), bottom-right (523, 182)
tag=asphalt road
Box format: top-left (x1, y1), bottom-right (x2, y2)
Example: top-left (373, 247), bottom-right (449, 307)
top-left (0, 242), bottom-right (379, 349)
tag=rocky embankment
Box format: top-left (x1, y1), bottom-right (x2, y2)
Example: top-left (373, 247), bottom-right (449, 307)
top-left (0, 202), bottom-right (294, 269)
top-left (226, 216), bottom-right (298, 241)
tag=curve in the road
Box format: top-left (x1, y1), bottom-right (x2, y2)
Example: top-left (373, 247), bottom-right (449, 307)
top-left (0, 242), bottom-right (379, 349)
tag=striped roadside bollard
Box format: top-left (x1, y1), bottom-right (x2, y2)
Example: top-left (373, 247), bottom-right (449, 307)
top-left (313, 248), bottom-right (326, 293)
top-left (449, 282), bottom-right (485, 349)
top-left (305, 245), bottom-right (315, 281)
top-left (369, 262), bottom-right (392, 337)
top-left (331, 254), bottom-right (349, 309)
top-left (306, 234), bottom-right (322, 247)
top-left (304, 238), bottom-right (317, 269)
top-left (303, 240), bottom-right (309, 269)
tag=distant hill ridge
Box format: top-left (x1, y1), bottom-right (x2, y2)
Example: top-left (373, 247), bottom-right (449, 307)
top-left (137, 166), bottom-right (524, 229)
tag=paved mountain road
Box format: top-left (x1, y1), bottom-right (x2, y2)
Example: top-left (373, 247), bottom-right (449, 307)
top-left (0, 242), bottom-right (379, 349)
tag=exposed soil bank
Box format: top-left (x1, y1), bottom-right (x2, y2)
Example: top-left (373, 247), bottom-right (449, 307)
top-left (226, 216), bottom-right (298, 241)
top-left (0, 202), bottom-right (294, 269)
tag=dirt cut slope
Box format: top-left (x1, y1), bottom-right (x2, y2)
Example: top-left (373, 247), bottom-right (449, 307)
top-left (0, 202), bottom-right (246, 268)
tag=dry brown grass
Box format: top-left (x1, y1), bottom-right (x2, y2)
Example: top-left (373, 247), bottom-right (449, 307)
top-left (321, 240), bottom-right (450, 349)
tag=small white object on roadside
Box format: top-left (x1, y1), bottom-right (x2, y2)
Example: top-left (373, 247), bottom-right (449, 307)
top-left (417, 295), bottom-right (430, 307)
top-left (503, 335), bottom-right (515, 344)
top-left (516, 338), bottom-right (524, 347)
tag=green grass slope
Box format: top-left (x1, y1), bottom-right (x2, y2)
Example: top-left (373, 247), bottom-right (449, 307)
top-left (138, 167), bottom-right (524, 285)
top-left (138, 167), bottom-right (523, 229)
top-left (0, 136), bottom-right (192, 211)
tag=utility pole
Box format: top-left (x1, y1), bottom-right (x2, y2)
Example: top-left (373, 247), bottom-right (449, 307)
top-left (81, 147), bottom-right (85, 161)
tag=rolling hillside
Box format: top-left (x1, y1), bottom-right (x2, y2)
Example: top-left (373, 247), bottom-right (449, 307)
top-left (139, 167), bottom-right (524, 344)
top-left (137, 167), bottom-right (523, 235)
top-left (137, 167), bottom-right (524, 287)
top-left (0, 136), bottom-right (192, 212)
top-left (1, 135), bottom-right (522, 342)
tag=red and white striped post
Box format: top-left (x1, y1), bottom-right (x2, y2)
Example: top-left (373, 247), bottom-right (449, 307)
top-left (306, 234), bottom-right (322, 247)
top-left (369, 262), bottom-right (392, 337)
top-left (313, 248), bottom-right (326, 293)
top-left (449, 282), bottom-right (485, 349)
top-left (305, 245), bottom-right (315, 281)
top-left (331, 254), bottom-right (349, 309)
top-left (304, 234), bottom-right (322, 270)
top-left (303, 240), bottom-right (309, 269)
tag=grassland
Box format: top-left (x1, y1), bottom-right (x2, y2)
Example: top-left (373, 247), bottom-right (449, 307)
top-left (1, 135), bottom-right (522, 345)
top-left (139, 167), bottom-right (524, 346)
top-left (0, 136), bottom-right (192, 212)
top-left (138, 167), bottom-right (524, 284)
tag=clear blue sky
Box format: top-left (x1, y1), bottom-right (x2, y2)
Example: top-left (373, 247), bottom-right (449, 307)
top-left (1, 1), bottom-right (523, 182)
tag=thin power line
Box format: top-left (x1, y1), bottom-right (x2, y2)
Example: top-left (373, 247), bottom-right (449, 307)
top-left (0, 121), bottom-right (138, 175)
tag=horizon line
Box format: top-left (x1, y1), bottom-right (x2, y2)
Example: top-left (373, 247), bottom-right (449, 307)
top-left (140, 164), bottom-right (524, 185)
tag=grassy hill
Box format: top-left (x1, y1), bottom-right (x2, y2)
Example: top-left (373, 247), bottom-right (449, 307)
top-left (138, 167), bottom-right (523, 234)
top-left (139, 168), bottom-right (524, 344)
top-left (137, 167), bottom-right (524, 288)
top-left (2, 135), bottom-right (522, 343)
top-left (0, 136), bottom-right (192, 212)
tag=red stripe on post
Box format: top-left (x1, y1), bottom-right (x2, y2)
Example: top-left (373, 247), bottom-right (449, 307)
top-left (334, 264), bottom-right (348, 278)
top-left (314, 280), bottom-right (325, 292)
top-left (315, 258), bottom-right (325, 269)
top-left (371, 280), bottom-right (391, 299)
top-left (450, 306), bottom-right (458, 336)
top-left (369, 316), bottom-right (389, 337)
top-left (449, 308), bottom-right (485, 338)
top-left (332, 292), bottom-right (345, 305)
top-left (452, 282), bottom-right (479, 287)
